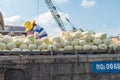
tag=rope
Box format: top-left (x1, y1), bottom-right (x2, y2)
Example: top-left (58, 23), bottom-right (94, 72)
top-left (37, 0), bottom-right (39, 24)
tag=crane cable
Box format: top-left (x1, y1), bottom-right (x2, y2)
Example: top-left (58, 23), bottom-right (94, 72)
top-left (37, 0), bottom-right (39, 24)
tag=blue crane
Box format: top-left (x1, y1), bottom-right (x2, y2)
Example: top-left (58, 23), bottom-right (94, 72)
top-left (45, 0), bottom-right (77, 31)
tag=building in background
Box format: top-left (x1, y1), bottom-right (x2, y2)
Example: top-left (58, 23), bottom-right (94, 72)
top-left (0, 25), bottom-right (26, 35)
top-left (4, 25), bottom-right (25, 32)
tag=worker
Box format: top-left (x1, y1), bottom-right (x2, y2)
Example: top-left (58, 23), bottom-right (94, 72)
top-left (24, 20), bottom-right (48, 39)
top-left (0, 12), bottom-right (5, 32)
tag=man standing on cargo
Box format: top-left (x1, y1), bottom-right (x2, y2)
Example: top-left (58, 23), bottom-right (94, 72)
top-left (0, 12), bottom-right (5, 32)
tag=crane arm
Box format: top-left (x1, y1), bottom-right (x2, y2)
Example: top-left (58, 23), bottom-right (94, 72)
top-left (45, 0), bottom-right (66, 31)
